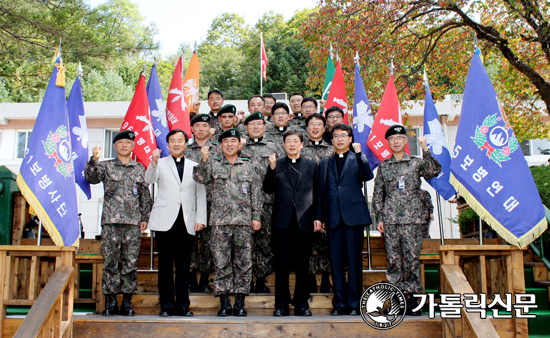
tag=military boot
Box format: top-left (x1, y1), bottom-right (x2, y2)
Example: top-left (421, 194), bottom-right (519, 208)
top-left (102, 295), bottom-right (119, 316)
top-left (217, 294), bottom-right (232, 317)
top-left (198, 272), bottom-right (212, 293)
top-left (189, 272), bottom-right (199, 293)
top-left (406, 295), bottom-right (422, 316)
top-left (254, 277), bottom-right (270, 293)
top-left (309, 274), bottom-right (319, 293)
top-left (233, 294), bottom-right (247, 317)
top-left (120, 294), bottom-right (135, 316)
top-left (319, 272), bottom-right (334, 293)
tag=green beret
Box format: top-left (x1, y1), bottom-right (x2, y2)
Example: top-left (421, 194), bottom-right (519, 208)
top-left (385, 124), bottom-right (407, 139)
top-left (244, 112), bottom-right (265, 125)
top-left (113, 130), bottom-right (135, 143)
top-left (191, 113), bottom-right (211, 126)
top-left (218, 104), bottom-right (236, 116)
top-left (218, 128), bottom-right (241, 142)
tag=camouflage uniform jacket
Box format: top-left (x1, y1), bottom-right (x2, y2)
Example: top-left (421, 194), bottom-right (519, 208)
top-left (212, 124), bottom-right (246, 141)
top-left (208, 111), bottom-right (222, 132)
top-left (193, 156), bottom-right (264, 226)
top-left (85, 157), bottom-right (152, 226)
top-left (373, 151), bottom-right (441, 225)
top-left (420, 190), bottom-right (434, 224)
top-left (300, 139), bottom-right (334, 164)
top-left (288, 113), bottom-right (306, 128)
top-left (264, 126), bottom-right (304, 156)
top-left (240, 138), bottom-right (281, 204)
top-left (185, 139), bottom-right (222, 164)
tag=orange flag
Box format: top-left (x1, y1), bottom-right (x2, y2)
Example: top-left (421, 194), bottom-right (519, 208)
top-left (183, 51), bottom-right (200, 113)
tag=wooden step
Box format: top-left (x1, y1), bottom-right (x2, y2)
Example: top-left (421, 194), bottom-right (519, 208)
top-left (70, 314), bottom-right (442, 337)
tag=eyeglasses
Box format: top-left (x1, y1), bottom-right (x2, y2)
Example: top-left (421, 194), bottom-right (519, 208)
top-left (327, 115), bottom-right (343, 120)
top-left (220, 115), bottom-right (234, 119)
top-left (388, 136), bottom-right (408, 142)
top-left (273, 112), bottom-right (288, 116)
top-left (209, 98), bottom-right (223, 102)
top-left (289, 99), bottom-right (302, 103)
top-left (302, 105), bottom-right (316, 110)
top-left (333, 134), bottom-right (350, 140)
top-left (308, 123), bottom-right (324, 127)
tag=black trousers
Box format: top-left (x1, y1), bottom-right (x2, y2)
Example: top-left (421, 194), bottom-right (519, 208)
top-left (327, 220), bottom-right (365, 309)
top-left (273, 211), bottom-right (313, 309)
top-left (155, 209), bottom-right (194, 311)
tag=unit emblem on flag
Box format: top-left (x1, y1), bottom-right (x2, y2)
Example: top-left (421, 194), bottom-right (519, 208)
top-left (353, 100), bottom-right (373, 133)
top-left (426, 119), bottom-right (448, 155)
top-left (471, 113), bottom-right (519, 167)
top-left (43, 125), bottom-right (73, 178)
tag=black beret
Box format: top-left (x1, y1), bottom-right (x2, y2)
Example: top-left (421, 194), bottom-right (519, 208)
top-left (385, 124), bottom-right (407, 139)
top-left (218, 104), bottom-right (236, 115)
top-left (244, 112), bottom-right (264, 125)
top-left (218, 128), bottom-right (241, 142)
top-left (113, 130), bottom-right (135, 143)
top-left (191, 113), bottom-right (211, 126)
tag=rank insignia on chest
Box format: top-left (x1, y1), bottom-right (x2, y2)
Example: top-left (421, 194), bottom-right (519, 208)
top-left (242, 185), bottom-right (248, 194)
top-left (398, 176), bottom-right (405, 190)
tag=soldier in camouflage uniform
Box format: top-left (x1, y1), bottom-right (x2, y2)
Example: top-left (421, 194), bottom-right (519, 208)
top-left (373, 125), bottom-right (441, 316)
top-left (239, 112), bottom-right (280, 294)
top-left (265, 102), bottom-right (302, 155)
top-left (420, 189), bottom-right (434, 239)
top-left (288, 93), bottom-right (306, 128)
top-left (85, 130), bottom-right (152, 316)
top-left (185, 114), bottom-right (222, 293)
top-left (206, 89), bottom-right (224, 133)
top-left (193, 128), bottom-right (264, 317)
top-left (212, 104), bottom-right (240, 141)
top-left (300, 113), bottom-right (335, 293)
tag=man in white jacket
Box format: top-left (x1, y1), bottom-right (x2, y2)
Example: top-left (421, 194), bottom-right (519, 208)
top-left (145, 129), bottom-right (207, 317)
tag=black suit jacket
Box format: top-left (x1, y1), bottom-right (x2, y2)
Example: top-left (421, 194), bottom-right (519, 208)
top-left (317, 151), bottom-right (374, 229)
top-left (263, 157), bottom-right (319, 231)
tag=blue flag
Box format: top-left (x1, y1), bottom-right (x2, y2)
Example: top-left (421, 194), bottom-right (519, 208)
top-left (423, 82), bottom-right (456, 200)
top-left (352, 63), bottom-right (379, 170)
top-left (450, 53), bottom-right (547, 249)
top-left (67, 76), bottom-right (91, 199)
top-left (16, 58), bottom-right (80, 246)
top-left (147, 64), bottom-right (169, 157)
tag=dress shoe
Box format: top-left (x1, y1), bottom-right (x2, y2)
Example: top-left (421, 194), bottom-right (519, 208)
top-left (102, 295), bottom-right (119, 316)
top-left (349, 308), bottom-right (361, 316)
top-left (273, 307), bottom-right (290, 316)
top-left (331, 307), bottom-right (350, 316)
top-left (254, 277), bottom-right (270, 293)
top-left (218, 294), bottom-right (233, 317)
top-left (120, 294), bottom-right (135, 316)
top-left (294, 307), bottom-right (312, 316)
top-left (174, 307), bottom-right (194, 317)
top-left (159, 309), bottom-right (172, 317)
top-left (233, 294), bottom-right (247, 316)
top-left (198, 272), bottom-right (213, 293)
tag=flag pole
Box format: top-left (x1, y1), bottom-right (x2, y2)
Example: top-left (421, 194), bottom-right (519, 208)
top-left (260, 33), bottom-right (263, 96)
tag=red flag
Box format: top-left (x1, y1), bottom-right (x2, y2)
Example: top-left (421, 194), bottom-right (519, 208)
top-left (261, 37), bottom-right (268, 81)
top-left (324, 60), bottom-right (349, 124)
top-left (366, 75), bottom-right (409, 162)
top-left (121, 74), bottom-right (157, 168)
top-left (166, 57), bottom-right (192, 137)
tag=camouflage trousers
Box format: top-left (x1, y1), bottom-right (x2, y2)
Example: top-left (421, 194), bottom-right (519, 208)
top-left (309, 231), bottom-right (332, 274)
top-left (211, 225), bottom-right (254, 295)
top-left (384, 224), bottom-right (423, 294)
top-left (100, 224), bottom-right (141, 295)
top-left (253, 204), bottom-right (273, 279)
top-left (189, 225), bottom-right (215, 274)
top-left (421, 222), bottom-right (431, 239)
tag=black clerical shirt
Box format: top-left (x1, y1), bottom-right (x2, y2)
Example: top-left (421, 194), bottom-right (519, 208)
top-left (173, 156), bottom-right (184, 181)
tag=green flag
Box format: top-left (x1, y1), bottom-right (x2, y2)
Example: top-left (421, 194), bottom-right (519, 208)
top-left (321, 55), bottom-right (336, 100)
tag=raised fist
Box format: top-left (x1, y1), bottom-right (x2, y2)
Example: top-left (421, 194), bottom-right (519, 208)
top-left (92, 146), bottom-right (102, 160)
top-left (352, 143), bottom-right (362, 153)
top-left (193, 100), bottom-right (201, 112)
top-left (418, 136), bottom-right (429, 152)
top-left (201, 146), bottom-right (210, 162)
top-left (269, 153), bottom-right (277, 169)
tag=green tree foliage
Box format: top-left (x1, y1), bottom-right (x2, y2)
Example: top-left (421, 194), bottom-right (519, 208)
top-left (530, 165), bottom-right (550, 255)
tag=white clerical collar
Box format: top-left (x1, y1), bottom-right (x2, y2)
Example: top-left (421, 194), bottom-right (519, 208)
top-left (297, 113), bottom-right (302, 117)
top-left (176, 157), bottom-right (182, 162)
top-left (278, 127), bottom-right (285, 131)
top-left (338, 153), bottom-right (344, 158)
top-left (253, 138), bottom-right (259, 143)
top-left (314, 141), bottom-right (320, 145)
top-left (291, 159), bottom-right (297, 163)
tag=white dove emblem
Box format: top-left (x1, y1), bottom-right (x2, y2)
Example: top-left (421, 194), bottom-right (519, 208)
top-left (136, 115), bottom-right (155, 144)
top-left (425, 119), bottom-right (448, 155)
top-left (151, 98), bottom-right (167, 128)
top-left (169, 87), bottom-right (188, 110)
top-left (72, 115), bottom-right (88, 148)
top-left (184, 78), bottom-right (199, 102)
top-left (353, 100), bottom-right (373, 133)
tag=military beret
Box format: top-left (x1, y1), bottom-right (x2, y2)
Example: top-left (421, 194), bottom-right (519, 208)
top-left (244, 112), bottom-right (264, 125)
top-left (218, 104), bottom-right (236, 115)
top-left (218, 128), bottom-right (241, 142)
top-left (385, 124), bottom-right (407, 139)
top-left (113, 130), bottom-right (135, 143)
top-left (191, 113), bottom-right (211, 126)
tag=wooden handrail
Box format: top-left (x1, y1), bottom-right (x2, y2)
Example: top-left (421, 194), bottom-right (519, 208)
top-left (13, 266), bottom-right (74, 338)
top-left (441, 265), bottom-right (499, 337)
